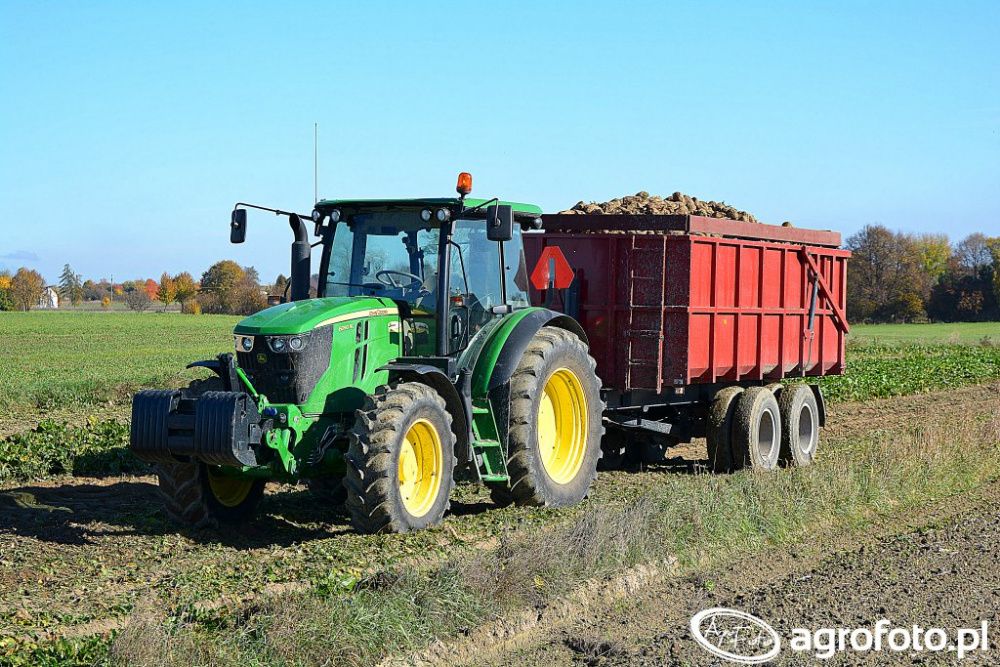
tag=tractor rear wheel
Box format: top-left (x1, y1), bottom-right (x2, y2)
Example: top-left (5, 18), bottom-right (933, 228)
top-left (731, 386), bottom-right (782, 471)
top-left (490, 327), bottom-right (604, 507)
top-left (345, 382), bottom-right (457, 533)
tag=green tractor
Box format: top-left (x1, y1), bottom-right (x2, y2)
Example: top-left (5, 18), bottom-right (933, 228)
top-left (131, 173), bottom-right (604, 533)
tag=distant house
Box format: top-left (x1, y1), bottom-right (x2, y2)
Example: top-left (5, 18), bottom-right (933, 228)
top-left (37, 286), bottom-right (59, 309)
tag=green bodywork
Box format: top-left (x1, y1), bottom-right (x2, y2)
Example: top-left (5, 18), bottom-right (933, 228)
top-left (214, 197), bottom-right (565, 487)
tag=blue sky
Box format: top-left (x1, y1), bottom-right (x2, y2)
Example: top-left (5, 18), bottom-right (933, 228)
top-left (1, 1), bottom-right (997, 284)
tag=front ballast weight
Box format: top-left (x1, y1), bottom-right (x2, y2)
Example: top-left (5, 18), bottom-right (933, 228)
top-left (131, 389), bottom-right (263, 467)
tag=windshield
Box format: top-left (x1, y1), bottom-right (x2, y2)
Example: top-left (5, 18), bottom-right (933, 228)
top-left (322, 210), bottom-right (529, 354)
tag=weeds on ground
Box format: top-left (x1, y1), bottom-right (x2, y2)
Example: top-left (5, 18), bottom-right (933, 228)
top-left (105, 410), bottom-right (1000, 667)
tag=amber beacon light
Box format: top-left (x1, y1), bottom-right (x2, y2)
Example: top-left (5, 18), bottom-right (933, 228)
top-left (456, 172), bottom-right (473, 196)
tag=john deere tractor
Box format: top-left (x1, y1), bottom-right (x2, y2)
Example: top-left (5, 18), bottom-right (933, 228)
top-left (131, 173), bottom-right (604, 533)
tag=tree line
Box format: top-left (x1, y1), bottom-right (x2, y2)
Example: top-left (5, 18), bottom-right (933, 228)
top-left (0, 261), bottom-right (287, 316)
top-left (846, 227), bottom-right (1000, 323)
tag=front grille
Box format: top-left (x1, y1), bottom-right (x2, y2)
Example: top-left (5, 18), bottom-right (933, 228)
top-left (236, 325), bottom-right (333, 404)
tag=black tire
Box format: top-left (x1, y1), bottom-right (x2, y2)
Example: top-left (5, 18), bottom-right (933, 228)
top-left (706, 386), bottom-right (743, 473)
top-left (731, 386), bottom-right (782, 471)
top-left (345, 382), bottom-right (457, 533)
top-left (778, 384), bottom-right (820, 466)
top-left (156, 462), bottom-right (266, 528)
top-left (155, 376), bottom-right (266, 527)
top-left (490, 327), bottom-right (604, 507)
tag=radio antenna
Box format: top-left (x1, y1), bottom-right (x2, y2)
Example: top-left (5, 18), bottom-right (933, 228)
top-left (313, 122), bottom-right (319, 204)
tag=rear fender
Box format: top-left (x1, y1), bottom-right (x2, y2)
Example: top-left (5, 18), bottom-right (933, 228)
top-left (470, 307), bottom-right (587, 398)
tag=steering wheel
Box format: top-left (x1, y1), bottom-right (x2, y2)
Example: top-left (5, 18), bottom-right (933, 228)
top-left (375, 269), bottom-right (423, 290)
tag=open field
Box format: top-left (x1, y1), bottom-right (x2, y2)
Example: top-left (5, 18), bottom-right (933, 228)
top-left (0, 312), bottom-right (999, 665)
top-left (0, 312), bottom-right (239, 435)
top-left (851, 321), bottom-right (999, 344)
top-left (1, 312), bottom-right (998, 441)
top-left (1, 383), bottom-right (996, 665)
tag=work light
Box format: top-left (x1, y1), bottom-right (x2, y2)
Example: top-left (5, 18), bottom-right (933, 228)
top-left (329, 209), bottom-right (342, 223)
top-left (420, 209), bottom-right (432, 222)
top-left (311, 209), bottom-right (322, 222)
top-left (435, 208), bottom-right (451, 222)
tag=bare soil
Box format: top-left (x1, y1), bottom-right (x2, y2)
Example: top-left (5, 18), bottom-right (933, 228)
top-left (431, 384), bottom-right (1000, 667)
top-left (464, 482), bottom-right (1000, 666)
top-left (0, 383), bottom-right (996, 646)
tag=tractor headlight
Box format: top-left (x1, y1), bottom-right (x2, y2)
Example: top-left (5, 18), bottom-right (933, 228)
top-left (329, 209), bottom-right (342, 223)
top-left (311, 209), bottom-right (323, 222)
top-left (435, 208), bottom-right (451, 222)
top-left (420, 208), bottom-right (433, 222)
top-left (235, 335), bottom-right (254, 352)
top-left (265, 334), bottom-right (309, 353)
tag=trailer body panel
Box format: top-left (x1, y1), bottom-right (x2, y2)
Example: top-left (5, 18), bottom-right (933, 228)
top-left (525, 215), bottom-right (849, 393)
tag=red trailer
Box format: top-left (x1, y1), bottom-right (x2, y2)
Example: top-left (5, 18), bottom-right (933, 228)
top-left (524, 214), bottom-right (850, 471)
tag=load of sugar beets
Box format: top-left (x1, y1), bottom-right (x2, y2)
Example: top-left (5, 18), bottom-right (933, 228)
top-left (559, 190), bottom-right (760, 223)
top-left (130, 173), bottom-right (836, 536)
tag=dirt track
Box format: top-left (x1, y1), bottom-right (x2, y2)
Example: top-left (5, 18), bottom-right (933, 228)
top-left (461, 480), bottom-right (999, 666)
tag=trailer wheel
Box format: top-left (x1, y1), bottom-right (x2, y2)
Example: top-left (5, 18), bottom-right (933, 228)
top-left (491, 327), bottom-right (604, 507)
top-left (345, 382), bottom-right (457, 533)
top-left (778, 384), bottom-right (819, 466)
top-left (706, 386), bottom-right (743, 473)
top-left (731, 387), bottom-right (782, 471)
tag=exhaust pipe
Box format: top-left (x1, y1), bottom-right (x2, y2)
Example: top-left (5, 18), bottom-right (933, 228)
top-left (288, 214), bottom-right (311, 301)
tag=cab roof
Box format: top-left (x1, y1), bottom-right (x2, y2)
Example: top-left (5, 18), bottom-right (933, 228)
top-left (314, 197), bottom-right (543, 219)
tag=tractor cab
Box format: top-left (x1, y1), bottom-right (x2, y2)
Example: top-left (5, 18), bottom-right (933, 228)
top-left (311, 186), bottom-right (541, 357)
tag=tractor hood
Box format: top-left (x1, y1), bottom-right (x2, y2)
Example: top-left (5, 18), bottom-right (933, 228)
top-left (233, 296), bottom-right (399, 335)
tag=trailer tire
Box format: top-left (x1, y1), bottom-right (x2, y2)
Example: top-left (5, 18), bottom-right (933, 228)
top-left (706, 386), bottom-right (743, 473)
top-left (778, 384), bottom-right (819, 466)
top-left (345, 382), bottom-right (457, 533)
top-left (731, 387), bottom-right (782, 471)
top-left (491, 327), bottom-right (604, 507)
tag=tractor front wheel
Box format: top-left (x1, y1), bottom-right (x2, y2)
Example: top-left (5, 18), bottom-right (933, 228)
top-left (345, 382), bottom-right (457, 533)
top-left (156, 462), bottom-right (266, 528)
top-left (491, 326), bottom-right (604, 507)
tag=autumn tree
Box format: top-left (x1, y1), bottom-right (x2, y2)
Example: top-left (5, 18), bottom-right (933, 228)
top-left (156, 273), bottom-right (177, 311)
top-left (0, 270), bottom-right (12, 311)
top-left (10, 268), bottom-right (45, 311)
top-left (173, 272), bottom-right (198, 305)
top-left (845, 225), bottom-right (928, 322)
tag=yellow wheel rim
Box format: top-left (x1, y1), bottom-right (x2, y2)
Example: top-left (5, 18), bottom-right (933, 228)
top-left (206, 468), bottom-right (255, 508)
top-left (398, 418), bottom-right (443, 518)
top-left (537, 367), bottom-right (588, 485)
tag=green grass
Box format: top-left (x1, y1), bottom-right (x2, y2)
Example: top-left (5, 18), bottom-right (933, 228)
top-left (851, 321), bottom-right (999, 344)
top-left (0, 312), bottom-right (239, 422)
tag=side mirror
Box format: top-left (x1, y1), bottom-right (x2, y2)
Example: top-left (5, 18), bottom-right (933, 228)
top-left (230, 209), bottom-right (247, 244)
top-left (485, 204), bottom-right (514, 242)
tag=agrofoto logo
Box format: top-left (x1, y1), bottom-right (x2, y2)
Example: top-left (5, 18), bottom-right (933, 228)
top-left (690, 608), bottom-right (991, 663)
